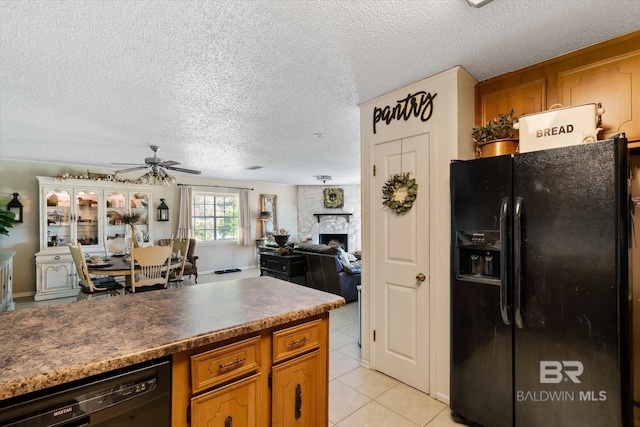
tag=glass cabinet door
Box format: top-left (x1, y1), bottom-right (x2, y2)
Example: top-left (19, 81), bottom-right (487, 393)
top-left (74, 190), bottom-right (99, 246)
top-left (45, 189), bottom-right (72, 247)
top-left (105, 191), bottom-right (128, 254)
top-left (105, 191), bottom-right (127, 239)
top-left (129, 192), bottom-right (150, 244)
top-left (105, 191), bottom-right (150, 252)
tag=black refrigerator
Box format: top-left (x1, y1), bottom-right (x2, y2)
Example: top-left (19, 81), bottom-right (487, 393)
top-left (450, 135), bottom-right (633, 427)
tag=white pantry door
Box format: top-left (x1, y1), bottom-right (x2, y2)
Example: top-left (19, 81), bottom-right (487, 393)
top-left (373, 133), bottom-right (430, 393)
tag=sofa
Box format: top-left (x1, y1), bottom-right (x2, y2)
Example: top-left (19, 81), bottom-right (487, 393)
top-left (293, 243), bottom-right (361, 303)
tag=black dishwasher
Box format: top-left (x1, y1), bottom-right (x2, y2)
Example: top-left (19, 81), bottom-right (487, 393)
top-left (0, 358), bottom-right (171, 427)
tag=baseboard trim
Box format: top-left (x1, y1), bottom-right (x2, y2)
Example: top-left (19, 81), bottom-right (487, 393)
top-left (13, 291), bottom-right (35, 299)
top-left (435, 391), bottom-right (450, 405)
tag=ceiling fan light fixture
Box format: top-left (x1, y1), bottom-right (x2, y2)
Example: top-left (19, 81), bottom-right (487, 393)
top-left (465, 0), bottom-right (494, 7)
top-left (137, 168), bottom-right (176, 186)
top-left (115, 146), bottom-right (200, 183)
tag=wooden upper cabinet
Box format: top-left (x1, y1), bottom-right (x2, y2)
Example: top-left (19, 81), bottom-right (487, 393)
top-left (476, 30), bottom-right (640, 144)
top-left (479, 79), bottom-right (546, 124)
top-left (557, 50), bottom-right (640, 140)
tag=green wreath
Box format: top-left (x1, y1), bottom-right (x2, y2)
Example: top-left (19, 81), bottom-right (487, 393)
top-left (382, 172), bottom-right (418, 213)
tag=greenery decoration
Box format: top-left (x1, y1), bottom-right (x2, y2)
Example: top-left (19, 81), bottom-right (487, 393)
top-left (471, 109), bottom-right (520, 145)
top-left (55, 171), bottom-right (137, 184)
top-left (382, 173), bottom-right (418, 214)
top-left (323, 188), bottom-right (344, 208)
top-left (0, 204), bottom-right (16, 236)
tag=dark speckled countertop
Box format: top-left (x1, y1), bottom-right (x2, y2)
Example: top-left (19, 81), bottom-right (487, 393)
top-left (0, 276), bottom-right (345, 401)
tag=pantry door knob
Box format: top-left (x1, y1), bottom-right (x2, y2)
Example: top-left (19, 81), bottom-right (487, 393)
top-left (416, 273), bottom-right (426, 282)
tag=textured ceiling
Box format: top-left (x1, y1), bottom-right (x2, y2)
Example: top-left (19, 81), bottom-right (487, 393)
top-left (1, 0), bottom-right (638, 185)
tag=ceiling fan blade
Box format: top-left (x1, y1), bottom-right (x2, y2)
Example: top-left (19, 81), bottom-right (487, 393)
top-left (112, 162), bottom-right (146, 166)
top-left (164, 165), bottom-right (202, 174)
top-left (158, 160), bottom-right (179, 167)
top-left (115, 166), bottom-right (149, 173)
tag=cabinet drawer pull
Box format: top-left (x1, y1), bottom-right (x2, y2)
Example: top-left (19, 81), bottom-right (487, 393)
top-left (295, 383), bottom-right (302, 419)
top-left (225, 415), bottom-right (233, 427)
top-left (55, 255), bottom-right (61, 260)
top-left (287, 337), bottom-right (308, 348)
top-left (219, 357), bottom-right (247, 371)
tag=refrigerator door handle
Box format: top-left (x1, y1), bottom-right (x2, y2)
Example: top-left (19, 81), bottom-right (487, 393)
top-left (514, 196), bottom-right (524, 329)
top-left (499, 197), bottom-right (510, 326)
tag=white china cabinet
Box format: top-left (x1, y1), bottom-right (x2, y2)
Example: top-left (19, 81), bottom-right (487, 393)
top-left (0, 252), bottom-right (15, 312)
top-left (35, 176), bottom-right (154, 300)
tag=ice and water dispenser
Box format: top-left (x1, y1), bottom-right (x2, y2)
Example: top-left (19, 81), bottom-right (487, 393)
top-left (456, 230), bottom-right (501, 281)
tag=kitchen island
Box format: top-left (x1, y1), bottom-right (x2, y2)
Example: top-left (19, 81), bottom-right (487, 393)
top-left (0, 276), bottom-right (345, 426)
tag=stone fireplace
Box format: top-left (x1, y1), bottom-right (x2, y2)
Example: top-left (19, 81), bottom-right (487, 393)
top-left (297, 185), bottom-right (361, 252)
top-left (319, 233), bottom-right (348, 252)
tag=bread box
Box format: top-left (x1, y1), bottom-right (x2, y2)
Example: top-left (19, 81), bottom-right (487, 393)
top-left (514, 103), bottom-right (604, 153)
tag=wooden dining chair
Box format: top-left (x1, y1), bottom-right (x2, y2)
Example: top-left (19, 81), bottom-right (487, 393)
top-left (127, 244), bottom-right (172, 293)
top-left (68, 241), bottom-right (123, 300)
top-left (167, 238), bottom-right (190, 288)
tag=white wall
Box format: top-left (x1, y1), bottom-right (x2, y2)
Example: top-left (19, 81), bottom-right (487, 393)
top-left (0, 159), bottom-right (298, 296)
top-left (296, 185), bottom-right (361, 251)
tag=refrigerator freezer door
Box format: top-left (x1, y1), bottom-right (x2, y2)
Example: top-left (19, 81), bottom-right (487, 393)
top-left (450, 155), bottom-right (513, 427)
top-left (513, 138), bottom-right (631, 426)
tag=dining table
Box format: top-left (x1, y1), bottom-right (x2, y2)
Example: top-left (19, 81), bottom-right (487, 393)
top-left (86, 255), bottom-right (182, 286)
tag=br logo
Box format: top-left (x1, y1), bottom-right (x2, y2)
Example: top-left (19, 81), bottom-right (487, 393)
top-left (540, 361), bottom-right (584, 384)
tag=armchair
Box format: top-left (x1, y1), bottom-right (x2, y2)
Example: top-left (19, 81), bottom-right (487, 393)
top-left (158, 238), bottom-right (199, 283)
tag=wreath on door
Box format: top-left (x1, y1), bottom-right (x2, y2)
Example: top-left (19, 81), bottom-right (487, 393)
top-left (382, 172), bottom-right (418, 214)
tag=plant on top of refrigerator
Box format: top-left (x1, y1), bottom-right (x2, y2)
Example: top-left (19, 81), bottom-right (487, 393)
top-left (471, 109), bottom-right (520, 145)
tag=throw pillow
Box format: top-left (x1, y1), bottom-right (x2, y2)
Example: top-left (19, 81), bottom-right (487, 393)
top-left (336, 247), bottom-right (352, 267)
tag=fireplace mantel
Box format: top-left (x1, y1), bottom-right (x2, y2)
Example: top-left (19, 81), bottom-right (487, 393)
top-left (313, 213), bottom-right (352, 223)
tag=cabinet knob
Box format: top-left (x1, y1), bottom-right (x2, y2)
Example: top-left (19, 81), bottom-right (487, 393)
top-left (55, 255), bottom-right (61, 260)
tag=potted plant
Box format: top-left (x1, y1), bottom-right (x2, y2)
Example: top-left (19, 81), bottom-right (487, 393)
top-left (0, 201), bottom-right (16, 236)
top-left (471, 109), bottom-right (520, 158)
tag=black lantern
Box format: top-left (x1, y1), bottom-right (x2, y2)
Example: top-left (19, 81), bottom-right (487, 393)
top-left (157, 198), bottom-right (169, 221)
top-left (6, 193), bottom-right (23, 223)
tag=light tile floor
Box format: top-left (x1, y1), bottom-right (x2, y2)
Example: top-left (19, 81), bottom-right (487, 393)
top-left (327, 298), bottom-right (457, 427)
top-left (14, 267), bottom-right (458, 426)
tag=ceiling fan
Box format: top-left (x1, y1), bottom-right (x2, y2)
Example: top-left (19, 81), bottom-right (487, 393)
top-left (113, 145), bottom-right (201, 175)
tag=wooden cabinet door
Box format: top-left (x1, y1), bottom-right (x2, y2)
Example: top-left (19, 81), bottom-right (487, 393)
top-left (191, 374), bottom-right (261, 427)
top-left (557, 50), bottom-right (640, 141)
top-left (478, 79), bottom-right (547, 125)
top-left (271, 350), bottom-right (324, 427)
